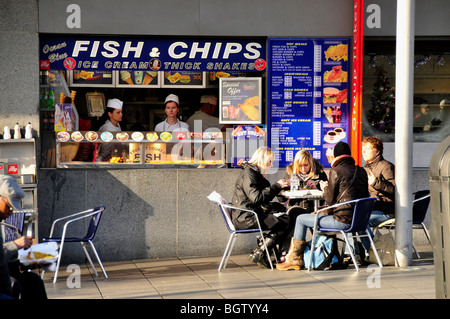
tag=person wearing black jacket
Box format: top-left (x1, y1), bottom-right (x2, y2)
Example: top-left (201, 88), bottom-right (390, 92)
top-left (230, 146), bottom-right (290, 267)
top-left (276, 142), bottom-right (369, 270)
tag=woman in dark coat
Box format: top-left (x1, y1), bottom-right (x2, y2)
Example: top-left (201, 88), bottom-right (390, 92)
top-left (230, 146), bottom-right (290, 267)
top-left (276, 142), bottom-right (369, 270)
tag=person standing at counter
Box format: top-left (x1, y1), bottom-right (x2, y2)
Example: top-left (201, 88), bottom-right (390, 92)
top-left (154, 94), bottom-right (189, 132)
top-left (186, 95), bottom-right (222, 132)
top-left (99, 98), bottom-right (123, 132)
top-left (96, 98), bottom-right (123, 162)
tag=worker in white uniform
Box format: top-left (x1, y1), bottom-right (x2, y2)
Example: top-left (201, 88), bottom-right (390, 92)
top-left (186, 95), bottom-right (223, 132)
top-left (97, 98), bottom-right (123, 161)
top-left (154, 94), bottom-right (189, 132)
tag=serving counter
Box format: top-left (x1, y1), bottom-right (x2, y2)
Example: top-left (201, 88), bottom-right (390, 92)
top-left (55, 130), bottom-right (225, 168)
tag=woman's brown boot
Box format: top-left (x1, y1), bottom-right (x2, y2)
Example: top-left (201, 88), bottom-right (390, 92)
top-left (276, 238), bottom-right (306, 271)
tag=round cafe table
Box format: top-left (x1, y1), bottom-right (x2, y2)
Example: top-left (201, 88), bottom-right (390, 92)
top-left (280, 189), bottom-right (324, 212)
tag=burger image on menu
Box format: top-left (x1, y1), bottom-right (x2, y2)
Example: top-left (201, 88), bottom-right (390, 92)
top-left (323, 87), bottom-right (347, 104)
top-left (179, 74), bottom-right (191, 83)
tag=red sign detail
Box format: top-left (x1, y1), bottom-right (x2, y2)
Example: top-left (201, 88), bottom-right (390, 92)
top-left (254, 59), bottom-right (266, 71)
top-left (40, 60), bottom-right (50, 70)
top-left (63, 57), bottom-right (76, 70)
top-left (351, 0), bottom-right (364, 166)
top-left (8, 164), bottom-right (18, 175)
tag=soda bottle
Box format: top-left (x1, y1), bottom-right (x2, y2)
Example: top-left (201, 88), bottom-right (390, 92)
top-left (47, 87), bottom-right (55, 109)
top-left (41, 88), bottom-right (48, 110)
top-left (290, 174), bottom-right (300, 192)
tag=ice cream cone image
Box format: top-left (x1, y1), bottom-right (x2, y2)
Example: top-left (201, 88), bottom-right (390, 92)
top-left (134, 71), bottom-right (143, 85)
top-left (143, 71), bottom-right (157, 85)
top-left (120, 71), bottom-right (133, 85)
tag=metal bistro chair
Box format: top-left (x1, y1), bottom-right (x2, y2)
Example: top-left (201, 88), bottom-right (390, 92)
top-left (207, 192), bottom-right (275, 271)
top-left (377, 190), bottom-right (431, 258)
top-left (309, 197), bottom-right (383, 272)
top-left (42, 206), bottom-right (108, 283)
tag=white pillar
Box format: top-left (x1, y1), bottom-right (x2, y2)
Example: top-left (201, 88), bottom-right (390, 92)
top-left (395, 0), bottom-right (415, 267)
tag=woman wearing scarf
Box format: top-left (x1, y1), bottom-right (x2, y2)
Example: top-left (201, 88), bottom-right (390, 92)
top-left (278, 150), bottom-right (328, 213)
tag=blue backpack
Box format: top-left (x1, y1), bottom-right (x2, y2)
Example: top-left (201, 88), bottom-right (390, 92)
top-left (304, 235), bottom-right (342, 270)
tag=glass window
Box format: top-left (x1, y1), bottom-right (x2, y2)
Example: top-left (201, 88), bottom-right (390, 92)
top-left (363, 40), bottom-right (450, 143)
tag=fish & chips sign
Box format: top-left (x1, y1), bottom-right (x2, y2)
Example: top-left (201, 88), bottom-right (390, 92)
top-left (40, 36), bottom-right (266, 72)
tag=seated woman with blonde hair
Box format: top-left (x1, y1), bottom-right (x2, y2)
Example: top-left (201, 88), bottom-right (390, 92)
top-left (278, 149), bottom-right (328, 213)
top-left (230, 146), bottom-right (291, 268)
top-left (277, 150), bottom-right (328, 258)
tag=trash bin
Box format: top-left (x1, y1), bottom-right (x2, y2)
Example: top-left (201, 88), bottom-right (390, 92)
top-left (429, 135), bottom-right (450, 299)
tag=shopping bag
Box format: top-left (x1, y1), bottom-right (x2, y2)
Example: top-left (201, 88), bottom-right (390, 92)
top-left (369, 229), bottom-right (396, 266)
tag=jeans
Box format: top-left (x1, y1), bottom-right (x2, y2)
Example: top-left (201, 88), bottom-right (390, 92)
top-left (358, 210), bottom-right (394, 252)
top-left (293, 213), bottom-right (350, 241)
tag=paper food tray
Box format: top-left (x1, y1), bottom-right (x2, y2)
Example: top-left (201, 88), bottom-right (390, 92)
top-left (19, 242), bottom-right (58, 266)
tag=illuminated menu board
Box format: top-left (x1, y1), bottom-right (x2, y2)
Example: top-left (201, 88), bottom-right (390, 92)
top-left (268, 38), bottom-right (350, 167)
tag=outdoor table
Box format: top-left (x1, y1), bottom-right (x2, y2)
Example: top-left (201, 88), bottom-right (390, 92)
top-left (280, 189), bottom-right (324, 212)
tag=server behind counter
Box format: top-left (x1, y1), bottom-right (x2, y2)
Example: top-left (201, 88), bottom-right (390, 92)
top-left (96, 98), bottom-right (123, 162)
top-left (154, 94), bottom-right (189, 132)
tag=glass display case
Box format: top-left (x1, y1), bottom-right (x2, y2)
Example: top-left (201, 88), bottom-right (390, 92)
top-left (55, 130), bottom-right (226, 168)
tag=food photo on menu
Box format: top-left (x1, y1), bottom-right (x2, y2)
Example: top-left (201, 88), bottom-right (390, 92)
top-left (323, 125), bottom-right (347, 142)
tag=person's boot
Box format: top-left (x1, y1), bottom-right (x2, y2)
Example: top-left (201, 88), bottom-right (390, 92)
top-left (248, 234), bottom-right (278, 264)
top-left (276, 238), bottom-right (306, 270)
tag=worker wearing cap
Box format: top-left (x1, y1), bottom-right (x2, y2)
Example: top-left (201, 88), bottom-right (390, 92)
top-left (186, 95), bottom-right (223, 132)
top-left (97, 98), bottom-right (124, 162)
top-left (99, 98), bottom-right (123, 132)
top-left (154, 94), bottom-right (189, 132)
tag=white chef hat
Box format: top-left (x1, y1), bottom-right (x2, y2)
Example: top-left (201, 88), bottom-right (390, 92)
top-left (165, 94), bottom-right (179, 106)
top-left (107, 98), bottom-right (123, 110)
top-left (440, 99), bottom-right (450, 107)
top-left (200, 95), bottom-right (217, 105)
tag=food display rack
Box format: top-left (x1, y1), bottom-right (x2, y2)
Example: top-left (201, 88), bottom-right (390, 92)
top-left (55, 130), bottom-right (226, 168)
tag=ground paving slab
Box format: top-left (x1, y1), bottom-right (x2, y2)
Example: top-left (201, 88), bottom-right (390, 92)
top-left (42, 246), bottom-right (436, 303)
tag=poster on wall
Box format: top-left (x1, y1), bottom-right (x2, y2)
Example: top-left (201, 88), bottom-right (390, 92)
top-left (219, 77), bottom-right (262, 124)
top-left (267, 38), bottom-right (350, 167)
top-left (69, 70), bottom-right (115, 87)
top-left (161, 71), bottom-right (205, 88)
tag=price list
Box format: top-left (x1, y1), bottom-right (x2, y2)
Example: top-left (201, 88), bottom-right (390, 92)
top-left (268, 38), bottom-right (350, 167)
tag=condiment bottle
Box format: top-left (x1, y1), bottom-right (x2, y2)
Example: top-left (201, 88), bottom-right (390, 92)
top-left (14, 123), bottom-right (21, 139)
top-left (3, 126), bottom-right (11, 139)
top-left (25, 122), bottom-right (33, 139)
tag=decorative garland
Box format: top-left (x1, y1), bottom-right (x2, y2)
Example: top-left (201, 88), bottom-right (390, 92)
top-left (368, 54), bottom-right (446, 68)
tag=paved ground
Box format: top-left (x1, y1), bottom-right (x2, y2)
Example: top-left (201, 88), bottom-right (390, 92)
top-left (42, 246), bottom-right (435, 301)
